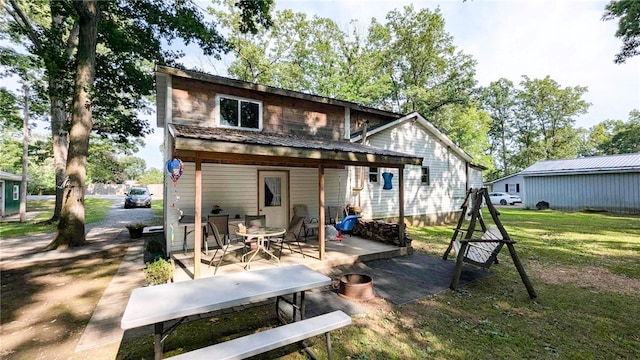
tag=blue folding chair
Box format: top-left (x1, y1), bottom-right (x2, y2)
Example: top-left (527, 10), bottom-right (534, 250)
top-left (334, 215), bottom-right (359, 240)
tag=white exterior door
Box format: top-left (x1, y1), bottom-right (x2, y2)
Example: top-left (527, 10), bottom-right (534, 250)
top-left (258, 171), bottom-right (289, 228)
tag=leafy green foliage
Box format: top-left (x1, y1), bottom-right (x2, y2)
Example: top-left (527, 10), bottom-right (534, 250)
top-left (0, 88), bottom-right (22, 130)
top-left (138, 167), bottom-right (163, 185)
top-left (143, 258), bottom-right (172, 285)
top-left (598, 109), bottom-right (640, 154)
top-left (603, 0), bottom-right (640, 63)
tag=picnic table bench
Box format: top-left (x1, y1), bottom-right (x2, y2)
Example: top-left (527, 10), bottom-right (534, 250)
top-left (120, 264), bottom-right (350, 359)
top-left (171, 310), bottom-right (351, 360)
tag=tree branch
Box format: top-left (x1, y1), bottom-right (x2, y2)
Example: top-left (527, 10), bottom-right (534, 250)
top-left (3, 0), bottom-right (43, 51)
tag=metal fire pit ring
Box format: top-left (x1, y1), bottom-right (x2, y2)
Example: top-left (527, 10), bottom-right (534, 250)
top-left (337, 273), bottom-right (375, 301)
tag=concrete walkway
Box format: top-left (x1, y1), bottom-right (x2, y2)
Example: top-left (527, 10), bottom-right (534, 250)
top-left (75, 235), bottom-right (146, 352)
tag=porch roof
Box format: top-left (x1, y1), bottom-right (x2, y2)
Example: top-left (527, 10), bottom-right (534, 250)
top-left (169, 124), bottom-right (423, 167)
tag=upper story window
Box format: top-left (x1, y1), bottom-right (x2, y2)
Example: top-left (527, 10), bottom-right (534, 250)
top-left (369, 167), bottom-right (378, 183)
top-left (421, 167), bottom-right (430, 185)
top-left (217, 94), bottom-right (262, 130)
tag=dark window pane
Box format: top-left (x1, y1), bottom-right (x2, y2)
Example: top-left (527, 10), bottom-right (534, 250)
top-left (241, 101), bottom-right (259, 129)
top-left (421, 167), bottom-right (430, 185)
top-left (369, 167), bottom-right (378, 182)
top-left (220, 98), bottom-right (238, 126)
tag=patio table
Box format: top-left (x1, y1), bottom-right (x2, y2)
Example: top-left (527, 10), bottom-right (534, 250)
top-left (120, 264), bottom-right (331, 360)
top-left (237, 227), bottom-right (286, 269)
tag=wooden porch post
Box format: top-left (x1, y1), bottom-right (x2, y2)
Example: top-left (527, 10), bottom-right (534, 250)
top-left (318, 165), bottom-right (325, 260)
top-left (398, 165), bottom-right (405, 247)
top-left (194, 154), bottom-right (202, 279)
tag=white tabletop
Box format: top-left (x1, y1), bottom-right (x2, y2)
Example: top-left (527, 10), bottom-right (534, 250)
top-left (120, 265), bottom-right (331, 329)
top-left (236, 227), bottom-right (286, 238)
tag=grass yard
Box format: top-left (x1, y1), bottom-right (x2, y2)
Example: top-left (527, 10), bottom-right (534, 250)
top-left (1, 206), bottom-right (638, 359)
top-left (0, 198), bottom-right (113, 238)
top-left (117, 208), bottom-right (640, 359)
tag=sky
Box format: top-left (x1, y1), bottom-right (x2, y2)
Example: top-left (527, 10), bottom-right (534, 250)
top-left (10, 0), bottom-right (638, 170)
top-left (135, 0), bottom-right (639, 170)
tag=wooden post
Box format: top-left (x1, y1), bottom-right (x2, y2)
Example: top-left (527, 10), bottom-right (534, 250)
top-left (194, 154), bottom-right (202, 279)
top-left (443, 188), bottom-right (472, 260)
top-left (398, 165), bottom-right (405, 247)
top-left (318, 165), bottom-right (325, 260)
top-left (506, 242), bottom-right (537, 299)
top-left (449, 241), bottom-right (468, 290)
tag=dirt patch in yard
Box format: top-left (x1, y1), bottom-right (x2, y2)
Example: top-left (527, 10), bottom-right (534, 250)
top-left (0, 245), bottom-right (128, 360)
top-left (529, 261), bottom-right (640, 296)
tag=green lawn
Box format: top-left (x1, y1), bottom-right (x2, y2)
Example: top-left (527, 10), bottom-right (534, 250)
top-left (119, 208), bottom-right (640, 359)
top-left (0, 198), bottom-right (113, 238)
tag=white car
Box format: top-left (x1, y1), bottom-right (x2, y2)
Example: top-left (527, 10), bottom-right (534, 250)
top-left (489, 192), bottom-right (522, 205)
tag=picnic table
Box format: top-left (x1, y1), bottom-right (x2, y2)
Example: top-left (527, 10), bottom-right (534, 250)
top-left (121, 264), bottom-right (334, 359)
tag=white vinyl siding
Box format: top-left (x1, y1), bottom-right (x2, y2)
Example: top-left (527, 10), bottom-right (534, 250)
top-left (469, 167), bottom-right (484, 189)
top-left (166, 163), bottom-right (348, 252)
top-left (359, 120), bottom-right (468, 219)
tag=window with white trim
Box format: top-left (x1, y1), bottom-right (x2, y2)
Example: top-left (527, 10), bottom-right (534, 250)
top-left (506, 183), bottom-right (520, 193)
top-left (13, 184), bottom-right (19, 200)
top-left (217, 95), bottom-right (262, 130)
top-left (369, 167), bottom-right (378, 183)
top-left (421, 167), bottom-right (430, 185)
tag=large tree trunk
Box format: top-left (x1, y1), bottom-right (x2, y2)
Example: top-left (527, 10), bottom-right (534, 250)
top-left (50, 90), bottom-right (68, 222)
top-left (45, 0), bottom-right (100, 250)
top-left (48, 3), bottom-right (78, 222)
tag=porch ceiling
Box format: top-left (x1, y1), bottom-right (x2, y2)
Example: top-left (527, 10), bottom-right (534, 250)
top-left (169, 124), bottom-right (423, 168)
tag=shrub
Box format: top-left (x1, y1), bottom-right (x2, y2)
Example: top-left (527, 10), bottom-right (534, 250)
top-left (126, 222), bottom-right (147, 230)
top-left (146, 239), bottom-right (164, 254)
top-left (143, 258), bottom-right (173, 285)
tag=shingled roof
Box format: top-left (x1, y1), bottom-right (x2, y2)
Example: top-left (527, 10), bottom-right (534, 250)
top-left (169, 124), bottom-right (423, 167)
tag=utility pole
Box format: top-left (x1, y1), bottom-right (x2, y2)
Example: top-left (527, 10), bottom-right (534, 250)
top-left (20, 82), bottom-right (29, 222)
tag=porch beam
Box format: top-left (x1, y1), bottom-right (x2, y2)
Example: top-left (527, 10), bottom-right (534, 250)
top-left (174, 139), bottom-right (422, 167)
top-left (318, 165), bottom-right (325, 260)
top-left (398, 165), bottom-right (405, 247)
top-left (174, 149), bottom-right (409, 169)
top-left (194, 153), bottom-right (203, 278)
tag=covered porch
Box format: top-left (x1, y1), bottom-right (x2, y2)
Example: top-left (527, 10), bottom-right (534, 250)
top-left (166, 125), bottom-right (423, 279)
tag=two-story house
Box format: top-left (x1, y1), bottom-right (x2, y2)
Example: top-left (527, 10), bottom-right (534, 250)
top-left (155, 65), bottom-right (482, 277)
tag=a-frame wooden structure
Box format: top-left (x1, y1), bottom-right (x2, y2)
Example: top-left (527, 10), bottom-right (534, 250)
top-left (443, 188), bottom-right (537, 299)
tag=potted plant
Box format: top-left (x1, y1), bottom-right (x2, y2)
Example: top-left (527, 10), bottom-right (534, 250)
top-left (126, 222), bottom-right (147, 239)
top-left (143, 258), bottom-right (173, 285)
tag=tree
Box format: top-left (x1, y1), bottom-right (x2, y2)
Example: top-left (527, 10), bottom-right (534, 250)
top-left (121, 155), bottom-right (146, 182)
top-left (603, 0), bottom-right (640, 63)
top-left (0, 88), bottom-right (22, 130)
top-left (366, 5), bottom-right (476, 120)
top-left (478, 79), bottom-right (517, 177)
top-left (599, 109), bottom-right (640, 154)
top-left (87, 135), bottom-right (126, 183)
top-left (513, 76), bottom-right (590, 168)
top-left (47, 0), bottom-right (100, 249)
top-left (1, 0), bottom-right (273, 249)
top-left (138, 167), bottom-right (163, 185)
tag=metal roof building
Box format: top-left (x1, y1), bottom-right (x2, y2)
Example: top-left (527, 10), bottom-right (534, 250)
top-left (519, 153), bottom-right (640, 213)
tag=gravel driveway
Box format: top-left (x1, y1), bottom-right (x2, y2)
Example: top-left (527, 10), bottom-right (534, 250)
top-left (1, 198), bottom-right (157, 263)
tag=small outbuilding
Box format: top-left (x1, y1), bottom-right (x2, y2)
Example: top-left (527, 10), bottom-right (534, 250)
top-left (0, 170), bottom-right (23, 217)
top-left (520, 153), bottom-right (640, 214)
top-left (484, 172), bottom-right (525, 199)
